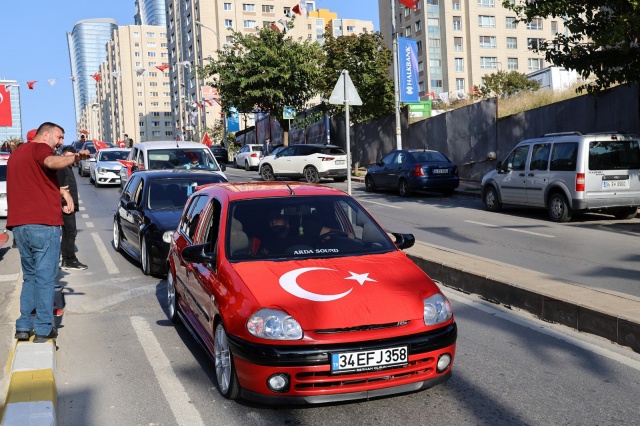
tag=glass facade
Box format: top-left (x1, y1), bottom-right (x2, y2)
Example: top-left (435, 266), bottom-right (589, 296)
top-left (67, 19), bottom-right (118, 125)
top-left (135, 0), bottom-right (167, 26)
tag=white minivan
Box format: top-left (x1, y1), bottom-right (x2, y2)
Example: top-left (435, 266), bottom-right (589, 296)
top-left (481, 132), bottom-right (640, 222)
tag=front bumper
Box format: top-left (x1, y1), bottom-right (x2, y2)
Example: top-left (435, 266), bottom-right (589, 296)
top-left (228, 322), bottom-right (457, 404)
top-left (95, 171), bottom-right (122, 185)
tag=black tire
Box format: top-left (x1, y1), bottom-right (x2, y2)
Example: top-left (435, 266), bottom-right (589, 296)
top-left (365, 175), bottom-right (376, 192)
top-left (548, 192), bottom-right (572, 222)
top-left (89, 174), bottom-right (95, 185)
top-left (304, 166), bottom-right (320, 183)
top-left (113, 219), bottom-right (122, 252)
top-left (244, 161), bottom-right (250, 171)
top-left (214, 323), bottom-right (240, 400)
top-left (441, 189), bottom-right (455, 196)
top-left (483, 186), bottom-right (502, 212)
top-left (141, 235), bottom-right (151, 275)
top-left (261, 164), bottom-right (275, 181)
top-left (167, 267), bottom-right (180, 323)
top-left (398, 179), bottom-right (412, 197)
top-left (78, 166), bottom-right (83, 176)
top-left (614, 206), bottom-right (638, 220)
top-left (234, 159), bottom-right (240, 169)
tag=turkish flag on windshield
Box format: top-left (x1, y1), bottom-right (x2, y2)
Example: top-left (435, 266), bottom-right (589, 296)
top-left (0, 86), bottom-right (12, 127)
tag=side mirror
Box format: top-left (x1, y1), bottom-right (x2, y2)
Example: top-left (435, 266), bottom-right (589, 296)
top-left (219, 163), bottom-right (226, 172)
top-left (376, 160), bottom-right (384, 166)
top-left (182, 242), bottom-right (214, 264)
top-left (131, 165), bottom-right (139, 173)
top-left (495, 160), bottom-right (502, 172)
top-left (125, 200), bottom-right (138, 210)
top-left (391, 232), bottom-right (415, 250)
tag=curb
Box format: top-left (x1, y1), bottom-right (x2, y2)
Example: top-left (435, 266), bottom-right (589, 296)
top-left (1, 340), bottom-right (56, 425)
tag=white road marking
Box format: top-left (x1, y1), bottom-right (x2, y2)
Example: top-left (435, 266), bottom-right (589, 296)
top-left (0, 273), bottom-right (20, 282)
top-left (357, 199), bottom-right (403, 209)
top-left (79, 206), bottom-right (86, 211)
top-left (130, 316), bottom-right (204, 426)
top-left (465, 220), bottom-right (555, 238)
top-left (85, 222), bottom-right (95, 228)
top-left (443, 288), bottom-right (640, 372)
top-left (90, 232), bottom-right (119, 274)
top-left (81, 214), bottom-right (89, 219)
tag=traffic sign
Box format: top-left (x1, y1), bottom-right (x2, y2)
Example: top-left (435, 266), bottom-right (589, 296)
top-left (283, 107), bottom-right (296, 119)
top-left (329, 71), bottom-right (362, 106)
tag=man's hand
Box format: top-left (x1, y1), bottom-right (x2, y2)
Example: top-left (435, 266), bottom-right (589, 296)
top-left (61, 188), bottom-right (74, 214)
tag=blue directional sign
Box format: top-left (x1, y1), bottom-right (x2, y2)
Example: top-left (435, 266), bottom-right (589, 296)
top-left (283, 107), bottom-right (296, 119)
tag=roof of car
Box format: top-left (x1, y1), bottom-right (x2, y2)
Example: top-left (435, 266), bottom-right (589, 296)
top-left (97, 148), bottom-right (130, 152)
top-left (196, 181), bottom-right (346, 201)
top-left (129, 169), bottom-right (228, 180)
top-left (133, 141), bottom-right (210, 150)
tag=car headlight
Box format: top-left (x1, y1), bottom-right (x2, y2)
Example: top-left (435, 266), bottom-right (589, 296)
top-left (423, 293), bottom-right (453, 326)
top-left (247, 308), bottom-right (302, 340)
top-left (0, 193), bottom-right (6, 199)
top-left (162, 231), bottom-right (173, 243)
top-left (98, 167), bottom-right (107, 173)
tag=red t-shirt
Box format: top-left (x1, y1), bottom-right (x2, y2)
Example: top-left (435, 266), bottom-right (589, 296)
top-left (6, 142), bottom-right (63, 228)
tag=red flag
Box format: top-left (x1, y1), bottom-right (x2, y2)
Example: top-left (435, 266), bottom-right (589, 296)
top-left (399, 0), bottom-right (419, 9)
top-left (91, 73), bottom-right (101, 82)
top-left (117, 159), bottom-right (135, 177)
top-left (79, 129), bottom-right (89, 135)
top-left (93, 139), bottom-right (108, 151)
top-left (156, 64), bottom-right (169, 72)
top-left (204, 99), bottom-right (213, 106)
top-left (292, 4), bottom-right (302, 15)
top-left (117, 139), bottom-right (126, 148)
top-left (270, 23), bottom-right (281, 32)
top-left (27, 81), bottom-right (38, 90)
top-left (195, 101), bottom-right (203, 109)
top-left (202, 133), bottom-right (213, 147)
top-left (0, 85), bottom-right (12, 127)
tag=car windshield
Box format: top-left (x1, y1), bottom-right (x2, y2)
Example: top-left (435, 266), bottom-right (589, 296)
top-left (99, 150), bottom-right (129, 162)
top-left (148, 149), bottom-right (222, 171)
top-left (147, 176), bottom-right (227, 210)
top-left (411, 151), bottom-right (448, 162)
top-left (227, 195), bottom-right (396, 261)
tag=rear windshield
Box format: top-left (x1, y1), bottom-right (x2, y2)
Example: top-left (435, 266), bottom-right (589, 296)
top-left (589, 139), bottom-right (640, 170)
top-left (411, 151), bottom-right (448, 162)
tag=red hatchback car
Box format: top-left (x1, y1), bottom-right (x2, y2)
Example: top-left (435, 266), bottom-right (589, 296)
top-left (167, 182), bottom-right (457, 404)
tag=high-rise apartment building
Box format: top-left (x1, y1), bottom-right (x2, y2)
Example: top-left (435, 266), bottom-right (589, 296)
top-left (0, 81), bottom-right (22, 142)
top-left (135, 0), bottom-right (167, 26)
top-left (378, 0), bottom-right (566, 97)
top-left (67, 19), bottom-right (119, 126)
top-left (307, 9), bottom-right (374, 43)
top-left (92, 25), bottom-right (172, 143)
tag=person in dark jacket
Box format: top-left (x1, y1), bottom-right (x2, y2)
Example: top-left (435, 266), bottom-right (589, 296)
top-left (57, 145), bottom-right (87, 270)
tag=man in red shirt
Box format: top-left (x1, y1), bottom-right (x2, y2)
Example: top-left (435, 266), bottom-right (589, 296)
top-left (7, 122), bottom-right (89, 343)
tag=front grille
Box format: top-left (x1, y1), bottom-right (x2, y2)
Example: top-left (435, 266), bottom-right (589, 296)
top-left (315, 320), bottom-right (410, 334)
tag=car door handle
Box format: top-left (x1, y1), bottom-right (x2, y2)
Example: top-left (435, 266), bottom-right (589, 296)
top-left (519, 173), bottom-right (526, 177)
top-left (528, 173), bottom-right (535, 177)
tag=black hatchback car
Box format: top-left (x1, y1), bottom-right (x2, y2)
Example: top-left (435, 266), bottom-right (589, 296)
top-left (113, 170), bottom-right (228, 276)
top-left (209, 144), bottom-right (229, 165)
top-left (365, 149), bottom-right (459, 196)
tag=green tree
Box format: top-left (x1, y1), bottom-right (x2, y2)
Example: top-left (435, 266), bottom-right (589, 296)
top-left (503, 0), bottom-right (640, 94)
top-left (472, 70), bottom-right (541, 99)
top-left (199, 21), bottom-right (322, 135)
top-left (318, 30), bottom-right (394, 123)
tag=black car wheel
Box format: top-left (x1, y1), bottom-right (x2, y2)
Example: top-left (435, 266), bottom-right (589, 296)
top-left (261, 164), bottom-right (275, 181)
top-left (234, 159), bottom-right (240, 169)
top-left (365, 175), bottom-right (376, 192)
top-left (333, 177), bottom-right (346, 183)
top-left (141, 235), bottom-right (151, 275)
top-left (304, 166), bottom-right (320, 183)
top-left (613, 206), bottom-right (638, 220)
top-left (398, 179), bottom-right (412, 197)
top-left (483, 186), bottom-right (502, 212)
top-left (167, 267), bottom-right (180, 323)
top-left (113, 219), bottom-right (122, 252)
top-left (548, 192), bottom-right (572, 222)
top-left (214, 323), bottom-right (240, 400)
top-left (244, 161), bottom-right (250, 171)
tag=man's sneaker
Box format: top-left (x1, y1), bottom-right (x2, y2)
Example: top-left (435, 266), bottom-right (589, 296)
top-left (15, 330), bottom-right (32, 341)
top-left (33, 328), bottom-right (58, 343)
top-left (63, 259), bottom-right (87, 270)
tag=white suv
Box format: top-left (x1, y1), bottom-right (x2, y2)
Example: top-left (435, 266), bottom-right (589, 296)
top-left (481, 132), bottom-right (640, 222)
top-left (119, 141), bottom-right (226, 190)
top-left (259, 144), bottom-right (348, 183)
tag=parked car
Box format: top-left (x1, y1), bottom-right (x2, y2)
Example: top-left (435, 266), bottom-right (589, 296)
top-left (0, 161), bottom-right (7, 217)
top-left (481, 131), bottom-right (640, 222)
top-left (234, 144), bottom-right (263, 170)
top-left (259, 144), bottom-right (348, 183)
top-left (167, 181), bottom-right (456, 403)
top-left (118, 141), bottom-right (226, 190)
top-left (89, 148), bottom-right (130, 187)
top-left (365, 149), bottom-right (459, 197)
top-left (113, 170), bottom-right (228, 276)
top-left (78, 142), bottom-right (96, 176)
top-left (209, 144), bottom-right (229, 165)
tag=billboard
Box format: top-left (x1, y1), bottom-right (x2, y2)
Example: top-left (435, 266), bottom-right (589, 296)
top-left (398, 37), bottom-right (420, 104)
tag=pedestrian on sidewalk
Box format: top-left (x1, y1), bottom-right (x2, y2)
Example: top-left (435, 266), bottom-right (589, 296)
top-left (57, 145), bottom-right (87, 271)
top-left (6, 122), bottom-right (89, 343)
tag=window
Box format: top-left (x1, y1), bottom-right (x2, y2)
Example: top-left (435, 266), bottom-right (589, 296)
top-left (415, 21), bottom-right (422, 31)
top-left (148, 52), bottom-right (156, 57)
top-left (419, 81), bottom-right (425, 92)
top-left (454, 37), bottom-right (463, 51)
top-left (404, 7), bottom-right (411, 17)
top-left (507, 37), bottom-right (517, 49)
top-left (165, 121), bottom-right (172, 126)
top-left (453, 16), bottom-right (461, 31)
top-left (508, 57), bottom-right (518, 69)
top-left (428, 18), bottom-right (439, 27)
top-left (504, 145), bottom-right (530, 171)
top-left (452, 0), bottom-right (460, 10)
top-left (528, 38), bottom-right (544, 49)
top-left (431, 79), bottom-right (443, 88)
top-left (478, 0), bottom-right (494, 6)
top-left (135, 52), bottom-right (141, 57)
top-left (147, 42), bottom-right (156, 47)
top-left (165, 131), bottom-right (173, 137)
top-left (243, 4), bottom-right (256, 12)
top-left (347, 26), bottom-right (355, 32)
top-left (455, 58), bottom-right (464, 72)
top-left (150, 91), bottom-right (159, 96)
top-left (133, 32), bottom-right (140, 38)
top-left (530, 143), bottom-right (551, 171)
top-left (151, 102), bottom-right (159, 106)
top-left (479, 36), bottom-right (496, 48)
top-left (224, 3), bottom-right (231, 11)
top-left (146, 32), bottom-right (155, 37)
top-left (152, 112), bottom-right (160, 117)
top-left (225, 19), bottom-right (233, 27)
top-left (416, 40), bottom-right (423, 52)
top-left (405, 26), bottom-right (412, 37)
top-left (139, 121), bottom-right (144, 126)
top-left (152, 131), bottom-right (161, 137)
top-left (150, 82), bottom-right (158, 87)
top-left (526, 18), bottom-right (543, 30)
top-left (430, 59), bottom-right (441, 67)
top-left (418, 61), bottom-right (424, 72)
top-left (262, 4), bottom-right (274, 13)
top-left (456, 78), bottom-right (465, 90)
top-left (479, 16), bottom-right (496, 28)
top-left (244, 20), bottom-right (257, 28)
top-left (480, 56), bottom-right (498, 69)
top-left (151, 121), bottom-right (160, 127)
top-left (428, 38), bottom-right (441, 47)
top-left (506, 17), bottom-right (517, 29)
top-left (551, 21), bottom-right (558, 34)
top-left (550, 143), bottom-right (578, 171)
top-left (137, 91), bottom-right (143, 97)
top-left (528, 58), bottom-right (543, 70)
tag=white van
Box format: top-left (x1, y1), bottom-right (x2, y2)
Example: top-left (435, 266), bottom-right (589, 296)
top-left (481, 132), bottom-right (640, 222)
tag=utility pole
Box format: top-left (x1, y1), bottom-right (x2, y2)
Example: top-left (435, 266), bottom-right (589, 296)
top-left (391, 0), bottom-right (402, 150)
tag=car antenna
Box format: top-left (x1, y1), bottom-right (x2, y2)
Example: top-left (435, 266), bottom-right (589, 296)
top-left (286, 184), bottom-right (295, 195)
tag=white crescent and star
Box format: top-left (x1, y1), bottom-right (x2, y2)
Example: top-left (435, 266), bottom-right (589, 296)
top-left (279, 267), bottom-right (376, 302)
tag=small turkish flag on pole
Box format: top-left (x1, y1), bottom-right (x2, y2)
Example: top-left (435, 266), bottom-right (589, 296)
top-left (202, 132), bottom-right (213, 147)
top-left (93, 139), bottom-right (108, 151)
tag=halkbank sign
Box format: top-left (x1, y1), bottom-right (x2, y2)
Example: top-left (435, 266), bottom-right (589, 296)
top-left (398, 37), bottom-right (420, 104)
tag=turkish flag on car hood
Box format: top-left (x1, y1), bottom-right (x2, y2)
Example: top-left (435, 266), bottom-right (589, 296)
top-left (231, 252), bottom-right (439, 330)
